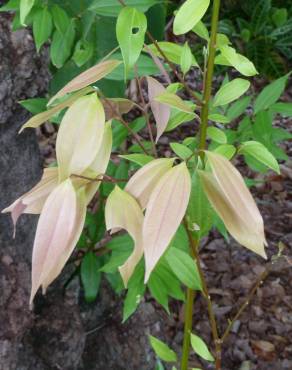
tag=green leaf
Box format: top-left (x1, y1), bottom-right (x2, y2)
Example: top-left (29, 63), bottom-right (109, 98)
top-left (192, 20), bottom-right (209, 41)
top-left (173, 0), bottom-right (210, 35)
top-left (90, 0), bottom-right (158, 17)
top-left (116, 6), bottom-right (147, 79)
top-left (180, 42), bottom-right (197, 74)
top-left (190, 333), bottom-right (214, 362)
top-left (165, 248), bottom-right (202, 290)
top-left (51, 5), bottom-right (71, 34)
top-left (213, 78), bottom-right (250, 107)
top-left (33, 7), bottom-right (53, 52)
top-left (146, 41), bottom-right (198, 66)
top-left (217, 45), bottom-right (258, 77)
top-left (226, 96), bottom-right (251, 120)
top-left (239, 141), bottom-right (280, 174)
top-left (50, 20), bottom-right (76, 68)
top-left (270, 102), bottom-right (292, 117)
top-left (119, 153), bottom-right (154, 166)
top-left (149, 336), bottom-right (177, 362)
top-left (72, 39), bottom-right (93, 67)
top-left (214, 144), bottom-right (236, 160)
top-left (81, 252), bottom-right (101, 303)
top-left (208, 113), bottom-right (230, 124)
top-left (155, 92), bottom-right (194, 113)
top-left (20, 0), bottom-right (35, 25)
top-left (148, 275), bottom-right (169, 312)
top-left (254, 74), bottom-right (290, 114)
top-left (19, 97), bottom-right (48, 114)
top-left (272, 8), bottom-right (288, 28)
top-left (170, 143), bottom-right (193, 160)
top-left (207, 127), bottom-right (227, 144)
top-left (0, 0), bottom-right (20, 12)
top-left (166, 109), bottom-right (195, 131)
top-left (187, 171), bottom-right (213, 238)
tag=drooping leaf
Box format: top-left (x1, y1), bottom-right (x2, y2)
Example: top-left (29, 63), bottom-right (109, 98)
top-left (116, 6), bottom-right (147, 79)
top-left (147, 77), bottom-right (171, 142)
top-left (213, 79), bottom-right (250, 107)
top-left (143, 162), bottom-right (191, 281)
top-left (173, 0), bottom-right (210, 35)
top-left (149, 336), bottom-right (177, 362)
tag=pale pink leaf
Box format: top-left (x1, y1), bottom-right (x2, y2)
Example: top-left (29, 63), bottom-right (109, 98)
top-left (125, 158), bottom-right (175, 209)
top-left (201, 151), bottom-right (267, 258)
top-left (56, 94), bottom-right (105, 180)
top-left (105, 186), bottom-right (144, 287)
top-left (147, 76), bottom-right (171, 142)
top-left (19, 87), bottom-right (94, 133)
top-left (30, 179), bottom-right (77, 304)
top-left (143, 162), bottom-right (191, 282)
top-left (48, 59), bottom-right (121, 105)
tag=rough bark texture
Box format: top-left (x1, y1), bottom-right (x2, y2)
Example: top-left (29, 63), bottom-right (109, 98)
top-left (0, 12), bottom-right (162, 370)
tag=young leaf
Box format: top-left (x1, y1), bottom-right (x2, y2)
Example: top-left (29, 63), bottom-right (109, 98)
top-left (170, 143), bottom-right (193, 160)
top-left (56, 94), bottom-right (105, 180)
top-left (200, 151), bottom-right (267, 258)
top-left (180, 42), bottom-right (196, 74)
top-left (149, 336), bottom-right (177, 362)
top-left (105, 187), bottom-right (144, 287)
top-left (165, 248), bottom-right (201, 290)
top-left (207, 127), bottom-right (227, 144)
top-left (155, 92), bottom-right (194, 113)
top-left (190, 333), bottom-right (214, 362)
top-left (143, 162), bottom-right (191, 282)
top-left (20, 87), bottom-right (93, 132)
top-left (147, 77), bottom-right (171, 142)
top-left (81, 252), bottom-right (101, 302)
top-left (33, 7), bottom-right (53, 52)
top-left (254, 74), bottom-right (290, 114)
top-left (116, 6), bottom-right (147, 79)
top-left (173, 0), bottom-right (210, 35)
top-left (20, 0), bottom-right (35, 25)
top-left (49, 60), bottom-right (121, 105)
top-left (213, 79), bottom-right (250, 107)
top-left (125, 158), bottom-right (175, 209)
top-left (239, 141), bottom-right (280, 174)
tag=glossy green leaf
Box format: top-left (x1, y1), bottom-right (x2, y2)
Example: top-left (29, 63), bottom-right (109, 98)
top-left (239, 141), bottom-right (280, 174)
top-left (213, 79), bottom-right (250, 107)
top-left (81, 252), bottom-right (101, 302)
top-left (149, 336), bottom-right (177, 362)
top-left (50, 21), bottom-right (76, 68)
top-left (180, 42), bottom-right (196, 74)
top-left (20, 0), bottom-right (35, 25)
top-left (119, 154), bottom-right (154, 166)
top-left (190, 333), bottom-right (214, 362)
top-left (170, 143), bottom-right (193, 160)
top-left (33, 7), bottom-right (53, 52)
top-left (155, 92), bottom-right (194, 113)
top-left (146, 41), bottom-right (198, 66)
top-left (207, 127), bottom-right (227, 144)
top-left (116, 6), bottom-right (147, 79)
top-left (173, 0), bottom-right (210, 35)
top-left (165, 248), bottom-right (201, 290)
top-left (254, 74), bottom-right (290, 114)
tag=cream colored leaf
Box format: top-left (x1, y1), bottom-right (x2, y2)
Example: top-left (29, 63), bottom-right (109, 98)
top-left (19, 87), bottom-right (94, 133)
top-left (125, 158), bottom-right (175, 209)
top-left (143, 162), bottom-right (191, 282)
top-left (30, 179), bottom-right (77, 304)
top-left (201, 151), bottom-right (267, 258)
top-left (102, 98), bottom-right (134, 120)
top-left (105, 186), bottom-right (144, 287)
top-left (2, 167), bottom-right (59, 235)
top-left (56, 93), bottom-right (105, 180)
top-left (41, 187), bottom-right (87, 292)
top-left (147, 77), bottom-right (171, 142)
top-left (48, 59), bottom-right (121, 105)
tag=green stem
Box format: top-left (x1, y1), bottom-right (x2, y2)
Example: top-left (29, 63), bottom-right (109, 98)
top-left (199, 0), bottom-right (221, 153)
top-left (181, 288), bottom-right (196, 370)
